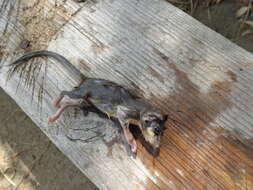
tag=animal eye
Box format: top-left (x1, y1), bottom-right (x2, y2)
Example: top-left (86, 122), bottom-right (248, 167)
top-left (144, 120), bottom-right (149, 124)
top-left (154, 127), bottom-right (161, 135)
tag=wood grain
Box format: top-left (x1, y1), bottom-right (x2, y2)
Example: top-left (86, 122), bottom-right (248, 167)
top-left (0, 0), bottom-right (253, 189)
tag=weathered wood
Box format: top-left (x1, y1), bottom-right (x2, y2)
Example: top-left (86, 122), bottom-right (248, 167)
top-left (1, 0), bottom-right (253, 190)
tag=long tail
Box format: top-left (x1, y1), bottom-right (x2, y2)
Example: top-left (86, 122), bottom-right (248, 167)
top-left (6, 50), bottom-right (85, 110)
top-left (10, 50), bottom-right (82, 77)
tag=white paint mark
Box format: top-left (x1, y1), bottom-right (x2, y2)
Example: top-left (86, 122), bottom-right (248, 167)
top-left (134, 158), bottom-right (158, 184)
top-left (241, 169), bottom-right (246, 174)
top-left (154, 170), bottom-right (160, 177)
top-left (176, 168), bottom-right (184, 176)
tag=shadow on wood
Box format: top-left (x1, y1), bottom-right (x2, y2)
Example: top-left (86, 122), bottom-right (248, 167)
top-left (0, 0), bottom-right (253, 190)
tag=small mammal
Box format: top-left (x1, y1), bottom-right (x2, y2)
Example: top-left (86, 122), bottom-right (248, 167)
top-left (11, 50), bottom-right (168, 155)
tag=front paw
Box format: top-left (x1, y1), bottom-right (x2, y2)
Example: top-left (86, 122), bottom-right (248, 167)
top-left (129, 147), bottom-right (137, 158)
top-left (129, 139), bottom-right (137, 153)
top-left (125, 143), bottom-right (137, 158)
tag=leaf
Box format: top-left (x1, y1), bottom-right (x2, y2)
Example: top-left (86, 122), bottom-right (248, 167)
top-left (236, 7), bottom-right (249, 18)
top-left (215, 0), bottom-right (224, 4)
top-left (245, 20), bottom-right (253, 28)
top-left (241, 29), bottom-right (252, 36)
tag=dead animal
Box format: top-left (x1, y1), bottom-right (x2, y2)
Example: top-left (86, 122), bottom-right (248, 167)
top-left (10, 50), bottom-right (168, 156)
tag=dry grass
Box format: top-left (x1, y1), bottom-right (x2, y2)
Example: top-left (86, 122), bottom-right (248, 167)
top-left (167, 0), bottom-right (253, 38)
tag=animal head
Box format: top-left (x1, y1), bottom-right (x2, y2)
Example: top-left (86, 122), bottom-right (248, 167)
top-left (140, 108), bottom-right (168, 149)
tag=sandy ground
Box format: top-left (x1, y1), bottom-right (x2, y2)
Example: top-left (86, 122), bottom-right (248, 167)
top-left (0, 0), bottom-right (252, 190)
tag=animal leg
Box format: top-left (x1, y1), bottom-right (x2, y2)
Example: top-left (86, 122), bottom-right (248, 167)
top-left (123, 127), bottom-right (137, 153)
top-left (48, 102), bottom-right (81, 122)
top-left (117, 106), bottom-right (137, 153)
top-left (53, 94), bottom-right (64, 108)
top-left (52, 91), bottom-right (71, 108)
top-left (53, 89), bottom-right (88, 108)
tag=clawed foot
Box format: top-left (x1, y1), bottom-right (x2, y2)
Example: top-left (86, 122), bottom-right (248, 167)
top-left (48, 102), bottom-right (80, 123)
top-left (48, 116), bottom-right (58, 123)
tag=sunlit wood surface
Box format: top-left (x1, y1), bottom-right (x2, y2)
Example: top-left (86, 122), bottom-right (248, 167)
top-left (0, 0), bottom-right (253, 189)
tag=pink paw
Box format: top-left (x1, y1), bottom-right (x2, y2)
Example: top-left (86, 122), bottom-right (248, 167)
top-left (48, 116), bottom-right (57, 122)
top-left (130, 139), bottom-right (137, 153)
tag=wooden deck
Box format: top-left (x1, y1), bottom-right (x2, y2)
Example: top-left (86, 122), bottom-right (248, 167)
top-left (0, 0), bottom-right (253, 189)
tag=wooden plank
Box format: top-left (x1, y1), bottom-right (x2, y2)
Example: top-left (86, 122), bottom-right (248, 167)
top-left (1, 0), bottom-right (253, 190)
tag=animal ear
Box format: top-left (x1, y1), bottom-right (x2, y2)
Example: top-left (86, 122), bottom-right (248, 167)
top-left (163, 115), bottom-right (169, 122)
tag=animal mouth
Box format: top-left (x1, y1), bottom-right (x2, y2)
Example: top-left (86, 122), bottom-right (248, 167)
top-left (144, 134), bottom-right (160, 148)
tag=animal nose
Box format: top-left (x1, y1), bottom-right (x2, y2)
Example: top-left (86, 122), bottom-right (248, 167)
top-left (154, 127), bottom-right (161, 135)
